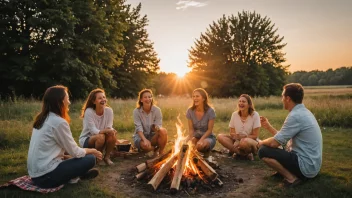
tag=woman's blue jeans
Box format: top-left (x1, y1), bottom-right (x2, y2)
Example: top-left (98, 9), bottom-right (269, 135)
top-left (31, 154), bottom-right (96, 188)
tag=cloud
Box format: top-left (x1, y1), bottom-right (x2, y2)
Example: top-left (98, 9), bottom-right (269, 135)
top-left (176, 0), bottom-right (208, 10)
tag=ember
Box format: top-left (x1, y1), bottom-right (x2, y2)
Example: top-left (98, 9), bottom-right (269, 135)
top-left (134, 119), bottom-right (223, 194)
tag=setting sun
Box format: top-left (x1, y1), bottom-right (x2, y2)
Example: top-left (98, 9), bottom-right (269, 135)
top-left (173, 67), bottom-right (191, 78)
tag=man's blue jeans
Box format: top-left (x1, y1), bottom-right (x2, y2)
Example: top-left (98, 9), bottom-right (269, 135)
top-left (31, 154), bottom-right (96, 188)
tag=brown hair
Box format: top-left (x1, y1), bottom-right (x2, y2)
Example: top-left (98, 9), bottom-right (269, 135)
top-left (81, 88), bottom-right (106, 117)
top-left (190, 88), bottom-right (212, 112)
top-left (283, 83), bottom-right (304, 104)
top-left (33, 85), bottom-right (70, 129)
top-left (136, 89), bottom-right (154, 109)
top-left (237, 94), bottom-right (255, 116)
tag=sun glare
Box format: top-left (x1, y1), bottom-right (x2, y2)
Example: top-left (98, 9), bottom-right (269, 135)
top-left (175, 71), bottom-right (187, 78)
top-left (174, 67), bottom-right (190, 78)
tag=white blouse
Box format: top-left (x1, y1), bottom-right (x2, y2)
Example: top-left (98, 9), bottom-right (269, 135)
top-left (79, 107), bottom-right (114, 146)
top-left (27, 113), bottom-right (86, 178)
top-left (228, 111), bottom-right (261, 136)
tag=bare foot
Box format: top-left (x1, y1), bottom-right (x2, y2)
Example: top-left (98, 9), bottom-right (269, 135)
top-left (247, 153), bottom-right (254, 161)
top-left (97, 160), bottom-right (106, 166)
top-left (104, 158), bottom-right (114, 165)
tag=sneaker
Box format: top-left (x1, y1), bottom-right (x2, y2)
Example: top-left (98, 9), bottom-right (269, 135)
top-left (68, 177), bottom-right (80, 184)
top-left (80, 168), bottom-right (99, 180)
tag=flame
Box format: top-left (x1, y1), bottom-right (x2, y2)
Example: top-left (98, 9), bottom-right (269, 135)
top-left (171, 115), bottom-right (198, 176)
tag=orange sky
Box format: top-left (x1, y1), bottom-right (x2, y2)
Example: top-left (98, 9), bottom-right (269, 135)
top-left (127, 0), bottom-right (352, 75)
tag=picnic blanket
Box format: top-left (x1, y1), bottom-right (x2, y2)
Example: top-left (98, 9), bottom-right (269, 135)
top-left (0, 175), bottom-right (64, 193)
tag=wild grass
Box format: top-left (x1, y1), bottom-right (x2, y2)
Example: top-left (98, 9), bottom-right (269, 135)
top-left (0, 87), bottom-right (351, 197)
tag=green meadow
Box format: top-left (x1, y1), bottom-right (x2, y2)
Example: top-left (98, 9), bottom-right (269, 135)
top-left (0, 87), bottom-right (352, 197)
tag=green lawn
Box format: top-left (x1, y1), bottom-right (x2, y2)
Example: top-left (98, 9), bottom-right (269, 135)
top-left (1, 93), bottom-right (351, 197)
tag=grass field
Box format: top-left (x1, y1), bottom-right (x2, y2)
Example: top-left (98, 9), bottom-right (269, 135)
top-left (0, 87), bottom-right (352, 197)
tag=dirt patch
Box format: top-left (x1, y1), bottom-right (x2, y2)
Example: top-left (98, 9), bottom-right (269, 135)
top-left (95, 151), bottom-right (270, 197)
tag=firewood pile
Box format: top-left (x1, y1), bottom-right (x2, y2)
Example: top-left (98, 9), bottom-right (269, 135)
top-left (134, 144), bottom-right (223, 194)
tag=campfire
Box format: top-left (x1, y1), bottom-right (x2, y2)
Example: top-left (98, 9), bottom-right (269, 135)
top-left (134, 121), bottom-right (223, 194)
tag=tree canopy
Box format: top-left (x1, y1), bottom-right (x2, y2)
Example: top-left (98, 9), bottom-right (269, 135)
top-left (188, 11), bottom-right (288, 97)
top-left (0, 0), bottom-right (158, 99)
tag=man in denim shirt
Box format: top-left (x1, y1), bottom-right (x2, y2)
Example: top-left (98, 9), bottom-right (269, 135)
top-left (258, 83), bottom-right (322, 187)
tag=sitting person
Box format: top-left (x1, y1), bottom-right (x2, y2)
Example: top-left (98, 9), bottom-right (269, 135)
top-left (217, 94), bottom-right (260, 160)
top-left (133, 89), bottom-right (168, 156)
top-left (28, 85), bottom-right (102, 188)
top-left (186, 88), bottom-right (216, 158)
top-left (79, 88), bottom-right (117, 165)
top-left (258, 83), bottom-right (322, 187)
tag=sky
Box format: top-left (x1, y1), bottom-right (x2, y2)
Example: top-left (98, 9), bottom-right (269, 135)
top-left (127, 0), bottom-right (352, 76)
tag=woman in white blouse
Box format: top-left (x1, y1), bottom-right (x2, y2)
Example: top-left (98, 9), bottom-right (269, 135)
top-left (28, 85), bottom-right (102, 188)
top-left (79, 88), bottom-right (117, 165)
top-left (217, 94), bottom-right (261, 160)
top-left (133, 89), bottom-right (168, 156)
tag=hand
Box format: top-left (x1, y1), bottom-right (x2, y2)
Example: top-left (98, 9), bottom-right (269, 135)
top-left (141, 139), bottom-right (151, 149)
top-left (151, 124), bottom-right (160, 133)
top-left (92, 149), bottom-right (103, 161)
top-left (105, 128), bottom-right (117, 136)
top-left (260, 116), bottom-right (271, 129)
top-left (256, 140), bottom-right (262, 149)
top-left (232, 134), bottom-right (245, 140)
top-left (196, 139), bottom-right (205, 147)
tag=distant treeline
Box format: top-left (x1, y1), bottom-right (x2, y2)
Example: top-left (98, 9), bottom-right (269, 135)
top-left (287, 67), bottom-right (352, 86)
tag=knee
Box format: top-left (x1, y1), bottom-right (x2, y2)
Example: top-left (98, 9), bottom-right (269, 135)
top-left (140, 141), bottom-right (152, 150)
top-left (217, 134), bottom-right (225, 142)
top-left (106, 134), bottom-right (117, 144)
top-left (159, 128), bottom-right (167, 137)
top-left (196, 140), bottom-right (209, 151)
top-left (258, 145), bottom-right (270, 159)
top-left (96, 134), bottom-right (106, 144)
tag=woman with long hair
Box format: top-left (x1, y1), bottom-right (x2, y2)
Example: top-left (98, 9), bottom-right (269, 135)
top-left (27, 85), bottom-right (102, 188)
top-left (217, 94), bottom-right (261, 160)
top-left (132, 89), bottom-right (168, 156)
top-left (186, 88), bottom-right (216, 158)
top-left (79, 88), bottom-right (117, 165)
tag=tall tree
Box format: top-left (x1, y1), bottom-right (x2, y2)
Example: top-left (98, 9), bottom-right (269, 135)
top-left (110, 3), bottom-right (159, 98)
top-left (0, 0), bottom-right (127, 99)
top-left (188, 11), bottom-right (288, 97)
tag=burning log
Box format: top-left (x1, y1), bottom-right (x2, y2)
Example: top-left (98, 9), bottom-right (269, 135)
top-left (191, 150), bottom-right (218, 181)
top-left (148, 153), bottom-right (178, 190)
top-left (170, 144), bottom-right (189, 193)
top-left (146, 149), bottom-right (172, 168)
top-left (135, 149), bottom-right (172, 173)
